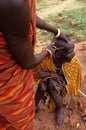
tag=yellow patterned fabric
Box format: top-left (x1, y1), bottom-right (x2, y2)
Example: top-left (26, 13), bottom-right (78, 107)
top-left (36, 55), bottom-right (82, 97)
top-left (35, 57), bottom-right (56, 85)
top-left (35, 55), bottom-right (82, 112)
top-left (36, 57), bottom-right (56, 73)
top-left (63, 55), bottom-right (82, 97)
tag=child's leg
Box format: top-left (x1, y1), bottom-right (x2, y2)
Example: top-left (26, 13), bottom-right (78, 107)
top-left (35, 81), bottom-right (47, 109)
top-left (55, 94), bottom-right (64, 128)
top-left (47, 79), bottom-right (64, 127)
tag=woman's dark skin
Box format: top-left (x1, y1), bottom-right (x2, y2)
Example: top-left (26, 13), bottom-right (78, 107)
top-left (0, 1), bottom-right (75, 130)
top-left (0, 0), bottom-right (72, 70)
top-left (0, 0), bottom-right (57, 70)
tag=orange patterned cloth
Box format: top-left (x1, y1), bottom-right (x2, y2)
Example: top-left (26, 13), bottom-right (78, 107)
top-left (29, 0), bottom-right (36, 48)
top-left (0, 0), bottom-right (36, 130)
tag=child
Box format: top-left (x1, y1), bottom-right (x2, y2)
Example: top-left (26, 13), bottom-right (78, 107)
top-left (35, 37), bottom-right (81, 127)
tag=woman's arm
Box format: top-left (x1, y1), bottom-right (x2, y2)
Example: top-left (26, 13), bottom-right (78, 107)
top-left (36, 15), bottom-right (58, 35)
top-left (0, 1), bottom-right (52, 70)
top-left (8, 37), bottom-right (50, 70)
top-left (36, 15), bottom-right (73, 44)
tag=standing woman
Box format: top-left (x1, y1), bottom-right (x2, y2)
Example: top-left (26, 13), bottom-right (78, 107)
top-left (0, 0), bottom-right (70, 130)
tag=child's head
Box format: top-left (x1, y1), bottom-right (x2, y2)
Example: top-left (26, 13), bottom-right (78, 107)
top-left (52, 37), bottom-right (75, 68)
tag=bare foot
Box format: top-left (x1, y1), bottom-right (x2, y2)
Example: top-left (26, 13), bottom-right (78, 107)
top-left (56, 108), bottom-right (64, 127)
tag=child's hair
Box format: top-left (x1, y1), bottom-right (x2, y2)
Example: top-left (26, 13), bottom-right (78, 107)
top-left (53, 37), bottom-right (75, 62)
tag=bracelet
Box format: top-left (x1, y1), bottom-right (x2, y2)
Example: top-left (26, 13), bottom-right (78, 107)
top-left (55, 28), bottom-right (61, 38)
top-left (42, 48), bottom-right (52, 58)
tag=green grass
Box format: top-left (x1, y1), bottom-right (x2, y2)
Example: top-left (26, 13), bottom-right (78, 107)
top-left (37, 7), bottom-right (86, 43)
top-left (36, 0), bottom-right (59, 11)
top-left (77, 0), bottom-right (86, 3)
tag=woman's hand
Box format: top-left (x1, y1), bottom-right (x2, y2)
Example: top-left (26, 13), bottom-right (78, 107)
top-left (46, 42), bottom-right (57, 57)
top-left (58, 31), bottom-right (73, 44)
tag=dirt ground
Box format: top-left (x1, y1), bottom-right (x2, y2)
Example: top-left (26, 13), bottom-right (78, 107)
top-left (35, 0), bottom-right (86, 130)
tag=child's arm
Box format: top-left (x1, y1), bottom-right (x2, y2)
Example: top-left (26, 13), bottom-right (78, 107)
top-left (37, 70), bottom-right (51, 79)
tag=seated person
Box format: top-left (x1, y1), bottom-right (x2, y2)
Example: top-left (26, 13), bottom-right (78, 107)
top-left (35, 36), bottom-right (75, 127)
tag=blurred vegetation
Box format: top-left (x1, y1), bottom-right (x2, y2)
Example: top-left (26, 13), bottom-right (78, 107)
top-left (36, 0), bottom-right (59, 11)
top-left (77, 0), bottom-right (86, 2)
top-left (36, 0), bottom-right (86, 44)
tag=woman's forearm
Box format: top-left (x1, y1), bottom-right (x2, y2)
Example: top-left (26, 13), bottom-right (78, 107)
top-left (30, 52), bottom-right (48, 68)
top-left (36, 15), bottom-right (58, 35)
top-left (21, 51), bottom-right (49, 70)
